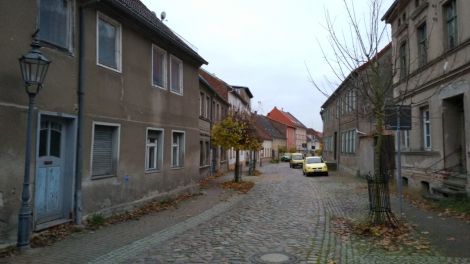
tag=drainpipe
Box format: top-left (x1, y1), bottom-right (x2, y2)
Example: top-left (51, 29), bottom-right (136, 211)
top-left (75, 0), bottom-right (99, 226)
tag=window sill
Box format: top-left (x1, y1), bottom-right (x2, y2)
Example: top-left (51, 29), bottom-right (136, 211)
top-left (152, 84), bottom-right (167, 90)
top-left (170, 89), bottom-right (183, 96)
top-left (91, 174), bottom-right (116, 180)
top-left (145, 169), bottom-right (161, 174)
top-left (199, 165), bottom-right (211, 169)
top-left (97, 62), bottom-right (122, 73)
top-left (171, 166), bottom-right (184, 170)
top-left (399, 150), bottom-right (440, 156)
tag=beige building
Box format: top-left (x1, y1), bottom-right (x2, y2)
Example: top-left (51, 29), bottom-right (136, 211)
top-left (198, 72), bottom-right (229, 176)
top-left (321, 45), bottom-right (392, 176)
top-left (383, 0), bottom-right (470, 196)
top-left (0, 0), bottom-right (206, 246)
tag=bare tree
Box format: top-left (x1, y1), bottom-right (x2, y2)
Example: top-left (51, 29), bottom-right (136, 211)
top-left (311, 0), bottom-right (399, 226)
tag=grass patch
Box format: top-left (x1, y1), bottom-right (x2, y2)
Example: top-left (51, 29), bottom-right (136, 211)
top-left (437, 198), bottom-right (470, 215)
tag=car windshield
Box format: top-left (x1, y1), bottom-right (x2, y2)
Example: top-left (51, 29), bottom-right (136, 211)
top-left (292, 155), bottom-right (302, 160)
top-left (306, 157), bottom-right (322, 164)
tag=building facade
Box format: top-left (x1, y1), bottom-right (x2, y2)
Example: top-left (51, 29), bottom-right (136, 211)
top-left (321, 45), bottom-right (392, 176)
top-left (0, 0), bottom-right (206, 246)
top-left (383, 0), bottom-right (470, 196)
top-left (267, 107), bottom-right (306, 152)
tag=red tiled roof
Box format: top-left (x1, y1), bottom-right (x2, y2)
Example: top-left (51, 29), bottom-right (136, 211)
top-left (199, 69), bottom-right (229, 101)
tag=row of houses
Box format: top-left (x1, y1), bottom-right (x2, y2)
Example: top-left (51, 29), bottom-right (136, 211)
top-left (321, 0), bottom-right (470, 197)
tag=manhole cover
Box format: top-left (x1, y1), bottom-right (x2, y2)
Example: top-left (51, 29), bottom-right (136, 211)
top-left (250, 252), bottom-right (298, 264)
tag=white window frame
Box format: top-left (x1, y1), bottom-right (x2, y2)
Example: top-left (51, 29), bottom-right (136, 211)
top-left (171, 130), bottom-right (185, 168)
top-left (96, 12), bottom-right (122, 72)
top-left (170, 55), bottom-right (183, 95)
top-left (38, 0), bottom-right (74, 51)
top-left (151, 44), bottom-right (167, 89)
top-left (90, 121), bottom-right (121, 179)
top-left (145, 128), bottom-right (164, 172)
top-left (423, 108), bottom-right (432, 150)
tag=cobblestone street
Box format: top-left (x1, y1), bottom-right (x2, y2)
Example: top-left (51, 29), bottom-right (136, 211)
top-left (4, 163), bottom-right (470, 264)
top-left (100, 163), bottom-right (470, 264)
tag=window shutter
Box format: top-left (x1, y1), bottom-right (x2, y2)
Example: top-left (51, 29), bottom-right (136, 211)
top-left (92, 126), bottom-right (115, 176)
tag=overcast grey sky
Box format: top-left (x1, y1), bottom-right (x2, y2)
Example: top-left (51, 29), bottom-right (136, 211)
top-left (141, 0), bottom-right (394, 131)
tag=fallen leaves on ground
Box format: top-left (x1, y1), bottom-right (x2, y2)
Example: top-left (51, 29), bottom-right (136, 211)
top-left (30, 223), bottom-right (80, 248)
top-left (331, 217), bottom-right (431, 253)
top-left (221, 180), bottom-right (254, 194)
top-left (103, 193), bottom-right (195, 226)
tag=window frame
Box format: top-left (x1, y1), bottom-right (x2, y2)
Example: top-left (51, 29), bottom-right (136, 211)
top-left (151, 44), bottom-right (167, 89)
top-left (171, 130), bottom-right (185, 168)
top-left (422, 107), bottom-right (432, 150)
top-left (444, 0), bottom-right (458, 50)
top-left (90, 121), bottom-right (121, 179)
top-left (169, 55), bottom-right (184, 95)
top-left (38, 0), bottom-right (74, 52)
top-left (145, 128), bottom-right (164, 172)
top-left (96, 12), bottom-right (122, 72)
top-left (417, 22), bottom-right (427, 67)
top-left (399, 41), bottom-right (408, 79)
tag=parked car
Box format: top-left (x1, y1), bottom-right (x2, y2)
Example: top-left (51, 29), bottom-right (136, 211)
top-left (303, 156), bottom-right (328, 176)
top-left (289, 153), bottom-right (304, 168)
top-left (281, 153), bottom-right (292, 162)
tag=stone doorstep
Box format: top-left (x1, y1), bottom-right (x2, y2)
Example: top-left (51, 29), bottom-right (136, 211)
top-left (443, 178), bottom-right (467, 190)
top-left (432, 186), bottom-right (467, 199)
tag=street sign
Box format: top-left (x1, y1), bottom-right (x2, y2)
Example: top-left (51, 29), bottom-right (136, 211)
top-left (384, 105), bottom-right (412, 130)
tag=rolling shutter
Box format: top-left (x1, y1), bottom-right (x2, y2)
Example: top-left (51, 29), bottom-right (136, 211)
top-left (92, 125), bottom-right (115, 176)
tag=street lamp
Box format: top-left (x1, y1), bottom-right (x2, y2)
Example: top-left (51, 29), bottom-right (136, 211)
top-left (17, 38), bottom-right (50, 248)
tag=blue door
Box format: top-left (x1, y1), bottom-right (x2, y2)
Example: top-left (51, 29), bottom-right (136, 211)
top-left (35, 119), bottom-right (65, 224)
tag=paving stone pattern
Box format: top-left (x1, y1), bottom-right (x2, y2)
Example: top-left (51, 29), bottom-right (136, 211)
top-left (4, 163), bottom-right (470, 264)
top-left (124, 164), bottom-right (470, 264)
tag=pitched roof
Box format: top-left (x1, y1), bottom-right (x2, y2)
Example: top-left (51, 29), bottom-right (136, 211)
top-left (268, 118), bottom-right (288, 138)
top-left (199, 75), bottom-right (229, 105)
top-left (285, 112), bottom-right (307, 129)
top-left (306, 128), bottom-right (323, 138)
top-left (253, 116), bottom-right (272, 141)
top-left (254, 114), bottom-right (286, 140)
top-left (106, 0), bottom-right (207, 65)
top-left (231, 86), bottom-right (253, 98)
top-left (199, 69), bottom-right (230, 101)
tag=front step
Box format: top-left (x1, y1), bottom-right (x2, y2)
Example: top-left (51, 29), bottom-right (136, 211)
top-left (433, 173), bottom-right (468, 199)
top-left (433, 186), bottom-right (467, 199)
top-left (443, 178), bottom-right (466, 190)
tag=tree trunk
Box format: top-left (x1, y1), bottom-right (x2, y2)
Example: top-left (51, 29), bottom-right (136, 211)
top-left (368, 111), bottom-right (398, 227)
top-left (235, 149), bottom-right (241, 182)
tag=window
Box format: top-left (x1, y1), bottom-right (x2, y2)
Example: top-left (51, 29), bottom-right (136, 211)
top-left (205, 141), bottom-right (211, 165)
top-left (397, 130), bottom-right (410, 149)
top-left (199, 92), bottom-right (204, 117)
top-left (39, 0), bottom-right (72, 50)
top-left (444, 0), bottom-right (457, 50)
top-left (170, 55), bottom-right (183, 94)
top-left (206, 96), bottom-right (210, 118)
top-left (221, 148), bottom-right (227, 161)
top-left (97, 13), bottom-right (121, 71)
top-left (422, 107), bottom-right (431, 149)
top-left (152, 45), bottom-right (167, 88)
top-left (91, 123), bottom-right (120, 178)
top-left (399, 41), bottom-right (408, 79)
top-left (417, 23), bottom-right (427, 66)
top-left (171, 131), bottom-right (185, 167)
top-left (146, 129), bottom-right (163, 171)
top-left (199, 140), bottom-right (204, 166)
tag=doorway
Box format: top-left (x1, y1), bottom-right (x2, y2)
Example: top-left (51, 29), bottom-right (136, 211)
top-left (34, 114), bottom-right (76, 230)
top-left (443, 95), bottom-right (466, 173)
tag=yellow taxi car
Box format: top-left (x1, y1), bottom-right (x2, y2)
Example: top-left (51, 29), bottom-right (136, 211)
top-left (289, 153), bottom-right (304, 168)
top-left (303, 156), bottom-right (328, 176)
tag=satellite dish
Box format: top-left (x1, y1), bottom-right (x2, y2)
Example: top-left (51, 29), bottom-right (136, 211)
top-left (160, 11), bottom-right (166, 21)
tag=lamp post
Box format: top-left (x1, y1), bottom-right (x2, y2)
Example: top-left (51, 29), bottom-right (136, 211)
top-left (17, 39), bottom-right (50, 248)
